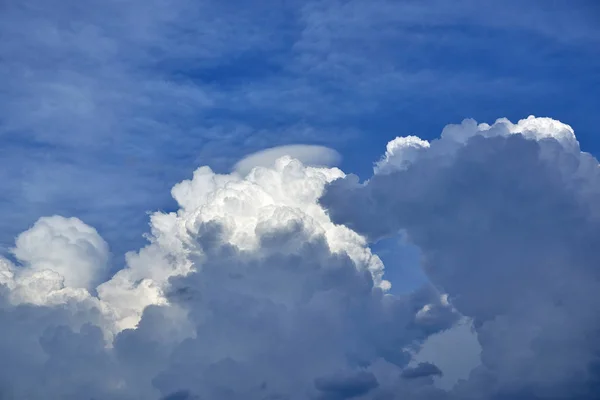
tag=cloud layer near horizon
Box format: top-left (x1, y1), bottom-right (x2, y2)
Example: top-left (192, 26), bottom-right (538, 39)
top-left (1, 116), bottom-right (599, 399)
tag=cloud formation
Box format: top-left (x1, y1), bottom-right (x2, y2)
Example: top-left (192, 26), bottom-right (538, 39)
top-left (2, 0), bottom-right (598, 265)
top-left (0, 152), bottom-right (456, 399)
top-left (13, 216), bottom-right (110, 291)
top-left (0, 115), bottom-right (598, 399)
top-left (233, 145), bottom-right (342, 176)
top-left (322, 116), bottom-right (600, 398)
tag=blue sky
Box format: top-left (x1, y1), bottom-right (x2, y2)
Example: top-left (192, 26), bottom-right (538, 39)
top-left (3, 2), bottom-right (600, 398)
top-left (2, 0), bottom-right (599, 275)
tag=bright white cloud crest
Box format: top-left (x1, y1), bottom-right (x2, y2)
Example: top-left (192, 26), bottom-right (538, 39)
top-left (1, 116), bottom-right (599, 399)
top-left (233, 144), bottom-right (342, 176)
top-left (13, 216), bottom-right (109, 290)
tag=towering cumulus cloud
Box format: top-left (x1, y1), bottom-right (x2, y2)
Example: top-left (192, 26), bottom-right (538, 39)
top-left (0, 155), bottom-right (455, 399)
top-left (322, 116), bottom-right (600, 399)
top-left (1, 116), bottom-right (598, 399)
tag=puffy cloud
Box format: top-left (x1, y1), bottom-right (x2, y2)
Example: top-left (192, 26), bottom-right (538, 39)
top-left (3, 114), bottom-right (596, 399)
top-left (0, 154), bottom-right (457, 399)
top-left (115, 157), bottom-right (456, 399)
top-left (374, 136), bottom-right (430, 175)
top-left (13, 216), bottom-right (109, 290)
top-left (322, 116), bottom-right (600, 398)
top-left (0, 216), bottom-right (110, 308)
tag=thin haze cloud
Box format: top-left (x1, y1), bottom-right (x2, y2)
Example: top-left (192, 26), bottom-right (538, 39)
top-left (233, 145), bottom-right (342, 176)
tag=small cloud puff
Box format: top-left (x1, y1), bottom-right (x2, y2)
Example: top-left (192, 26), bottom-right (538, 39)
top-left (374, 136), bottom-right (430, 175)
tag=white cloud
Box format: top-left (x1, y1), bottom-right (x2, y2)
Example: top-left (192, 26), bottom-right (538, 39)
top-left (0, 216), bottom-right (113, 309)
top-left (374, 136), bottom-right (430, 175)
top-left (0, 153), bottom-right (459, 399)
top-left (233, 144), bottom-right (342, 176)
top-left (1, 115), bottom-right (599, 399)
top-left (100, 155), bottom-right (389, 333)
top-left (12, 216), bottom-right (109, 290)
top-left (374, 115), bottom-right (580, 177)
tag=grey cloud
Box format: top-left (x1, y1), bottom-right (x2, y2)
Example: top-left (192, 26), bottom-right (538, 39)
top-left (161, 390), bottom-right (199, 400)
top-left (0, 294), bottom-right (116, 399)
top-left (3, 115), bottom-right (600, 400)
top-left (401, 363), bottom-right (443, 379)
top-left (321, 118), bottom-right (600, 398)
top-left (314, 370), bottom-right (379, 399)
top-left (147, 220), bottom-right (453, 400)
top-left (2, 0), bottom-right (597, 264)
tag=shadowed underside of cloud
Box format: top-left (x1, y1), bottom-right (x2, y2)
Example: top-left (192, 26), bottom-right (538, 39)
top-left (322, 116), bottom-right (600, 399)
top-left (0, 116), bottom-right (598, 399)
top-left (401, 362), bottom-right (443, 379)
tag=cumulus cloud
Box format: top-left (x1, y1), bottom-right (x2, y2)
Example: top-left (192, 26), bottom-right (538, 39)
top-left (0, 216), bottom-right (111, 308)
top-left (322, 116), bottom-right (600, 398)
top-left (13, 216), bottom-right (110, 290)
top-left (0, 153), bottom-right (457, 399)
top-left (374, 136), bottom-right (430, 175)
top-left (1, 115), bottom-right (598, 399)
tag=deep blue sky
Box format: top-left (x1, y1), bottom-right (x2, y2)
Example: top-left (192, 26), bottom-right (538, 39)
top-left (1, 0), bottom-right (599, 277)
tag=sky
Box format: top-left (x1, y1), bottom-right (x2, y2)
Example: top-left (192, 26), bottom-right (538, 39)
top-left (1, 1), bottom-right (600, 399)
top-left (2, 0), bottom-right (599, 262)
